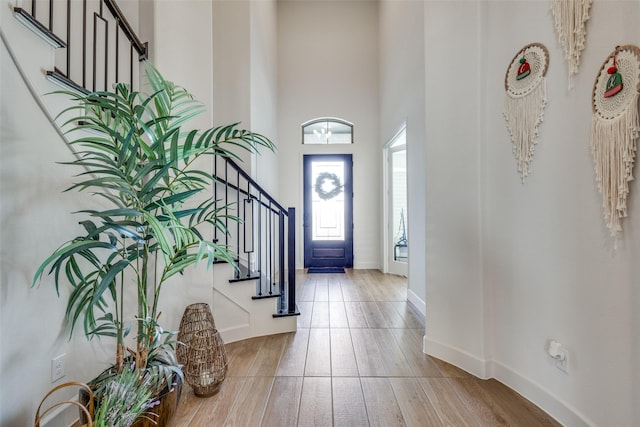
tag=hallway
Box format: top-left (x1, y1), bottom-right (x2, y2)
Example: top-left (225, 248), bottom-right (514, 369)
top-left (171, 270), bottom-right (560, 426)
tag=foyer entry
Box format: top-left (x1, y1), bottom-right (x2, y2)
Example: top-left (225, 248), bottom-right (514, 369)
top-left (303, 154), bottom-right (353, 269)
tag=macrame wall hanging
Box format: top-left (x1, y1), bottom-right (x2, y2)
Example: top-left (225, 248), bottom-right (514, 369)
top-left (504, 43), bottom-right (550, 182)
top-left (591, 45), bottom-right (640, 239)
top-left (550, 0), bottom-right (592, 88)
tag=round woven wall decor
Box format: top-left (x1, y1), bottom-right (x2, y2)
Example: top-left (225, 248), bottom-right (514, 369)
top-left (590, 45), bottom-right (640, 239)
top-left (504, 43), bottom-right (549, 98)
top-left (592, 45), bottom-right (640, 118)
top-left (503, 43), bottom-right (549, 182)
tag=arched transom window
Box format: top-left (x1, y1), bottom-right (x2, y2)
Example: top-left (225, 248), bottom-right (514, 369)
top-left (302, 118), bottom-right (353, 144)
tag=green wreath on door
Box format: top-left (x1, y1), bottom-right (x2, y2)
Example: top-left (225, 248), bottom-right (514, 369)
top-left (314, 172), bottom-right (343, 201)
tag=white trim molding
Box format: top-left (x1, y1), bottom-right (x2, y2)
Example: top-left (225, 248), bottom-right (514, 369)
top-left (423, 335), bottom-right (595, 427)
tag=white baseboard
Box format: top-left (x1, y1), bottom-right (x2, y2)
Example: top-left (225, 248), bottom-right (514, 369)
top-left (352, 262), bottom-right (380, 269)
top-left (219, 323), bottom-right (252, 344)
top-left (490, 360), bottom-right (594, 427)
top-left (219, 317), bottom-right (296, 345)
top-left (423, 335), bottom-right (594, 427)
top-left (407, 288), bottom-right (426, 319)
top-left (423, 334), bottom-right (489, 379)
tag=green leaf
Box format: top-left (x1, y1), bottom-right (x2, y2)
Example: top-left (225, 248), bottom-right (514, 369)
top-left (90, 208), bottom-right (142, 218)
top-left (90, 260), bottom-right (130, 306)
top-left (170, 208), bottom-right (202, 220)
top-left (132, 159), bottom-right (161, 184)
top-left (163, 254), bottom-right (198, 279)
top-left (79, 220), bottom-right (98, 237)
top-left (143, 189), bottom-right (202, 211)
top-left (143, 213), bottom-right (174, 264)
top-left (182, 129), bottom-right (198, 163)
top-left (102, 223), bottom-right (145, 241)
top-left (33, 240), bottom-right (116, 287)
top-left (139, 163), bottom-right (174, 197)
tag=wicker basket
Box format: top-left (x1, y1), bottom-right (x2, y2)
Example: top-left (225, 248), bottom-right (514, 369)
top-left (35, 382), bottom-right (94, 427)
top-left (176, 303), bottom-right (217, 365)
top-left (184, 328), bottom-right (228, 397)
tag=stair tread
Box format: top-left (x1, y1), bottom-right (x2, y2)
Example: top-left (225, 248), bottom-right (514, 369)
top-left (13, 7), bottom-right (67, 48)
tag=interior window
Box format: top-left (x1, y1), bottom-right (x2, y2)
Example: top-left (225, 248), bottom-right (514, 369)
top-left (302, 118), bottom-right (353, 144)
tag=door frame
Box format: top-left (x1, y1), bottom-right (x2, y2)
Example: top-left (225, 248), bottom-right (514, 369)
top-left (383, 124), bottom-right (408, 277)
top-left (303, 153), bottom-right (354, 268)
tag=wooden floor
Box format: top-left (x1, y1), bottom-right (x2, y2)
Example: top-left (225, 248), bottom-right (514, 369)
top-left (170, 269), bottom-right (560, 426)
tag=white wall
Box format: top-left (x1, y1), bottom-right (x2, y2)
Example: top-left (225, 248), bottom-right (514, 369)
top-left (422, 0), bottom-right (640, 425)
top-left (484, 1), bottom-right (640, 425)
top-left (250, 0), bottom-right (279, 196)
top-left (277, 0), bottom-right (380, 269)
top-left (422, 0), bottom-right (487, 374)
top-left (211, 0), bottom-right (279, 190)
top-left (149, 0), bottom-right (214, 127)
top-left (379, 0), bottom-right (427, 316)
top-left (212, 0), bottom-right (250, 129)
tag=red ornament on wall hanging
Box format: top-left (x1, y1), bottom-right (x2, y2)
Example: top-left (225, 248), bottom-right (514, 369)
top-left (603, 54), bottom-right (624, 98)
top-left (517, 57), bottom-right (531, 80)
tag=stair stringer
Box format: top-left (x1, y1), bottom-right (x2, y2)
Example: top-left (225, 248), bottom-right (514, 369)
top-left (1, 6), bottom-right (79, 141)
top-left (211, 262), bottom-right (296, 344)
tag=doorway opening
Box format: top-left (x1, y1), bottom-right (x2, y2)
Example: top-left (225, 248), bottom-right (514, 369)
top-left (303, 154), bottom-right (353, 269)
top-left (384, 126), bottom-right (408, 277)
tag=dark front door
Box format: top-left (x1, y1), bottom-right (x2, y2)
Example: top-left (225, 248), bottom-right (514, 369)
top-left (303, 154), bottom-right (353, 268)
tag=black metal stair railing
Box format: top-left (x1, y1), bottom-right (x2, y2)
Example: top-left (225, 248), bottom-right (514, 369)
top-left (13, 0), bottom-right (147, 94)
top-left (214, 155), bottom-right (299, 317)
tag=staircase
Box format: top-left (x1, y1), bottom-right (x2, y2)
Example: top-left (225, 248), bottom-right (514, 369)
top-left (4, 0), bottom-right (299, 343)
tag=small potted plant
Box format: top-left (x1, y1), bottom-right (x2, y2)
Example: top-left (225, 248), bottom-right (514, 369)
top-left (33, 63), bottom-right (274, 424)
top-left (92, 365), bottom-right (157, 427)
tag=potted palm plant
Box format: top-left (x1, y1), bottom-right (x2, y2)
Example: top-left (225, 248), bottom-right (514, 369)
top-left (33, 63), bottom-right (273, 424)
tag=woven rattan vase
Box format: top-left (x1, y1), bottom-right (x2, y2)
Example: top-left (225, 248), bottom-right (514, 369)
top-left (184, 328), bottom-right (228, 397)
top-left (176, 303), bottom-right (217, 365)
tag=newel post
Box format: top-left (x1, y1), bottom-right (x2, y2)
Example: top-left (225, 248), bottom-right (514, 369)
top-left (287, 207), bottom-right (297, 314)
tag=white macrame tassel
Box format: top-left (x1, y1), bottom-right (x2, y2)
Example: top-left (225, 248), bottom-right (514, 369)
top-left (550, 0), bottom-right (592, 89)
top-left (591, 93), bottom-right (640, 237)
top-left (504, 79), bottom-right (548, 182)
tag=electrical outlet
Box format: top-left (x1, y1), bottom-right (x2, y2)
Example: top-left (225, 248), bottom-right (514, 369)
top-left (51, 353), bottom-right (66, 382)
top-left (554, 349), bottom-right (569, 373)
top-left (548, 340), bottom-right (569, 374)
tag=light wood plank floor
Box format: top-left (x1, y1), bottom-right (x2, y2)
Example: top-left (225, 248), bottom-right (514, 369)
top-left (171, 270), bottom-right (560, 427)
